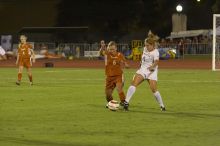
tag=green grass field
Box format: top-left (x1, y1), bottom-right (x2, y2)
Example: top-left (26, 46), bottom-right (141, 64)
top-left (0, 68), bottom-right (220, 146)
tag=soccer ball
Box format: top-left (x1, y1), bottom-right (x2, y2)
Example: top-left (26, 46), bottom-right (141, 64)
top-left (108, 100), bottom-right (120, 111)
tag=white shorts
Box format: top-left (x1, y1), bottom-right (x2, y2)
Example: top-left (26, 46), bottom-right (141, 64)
top-left (136, 68), bottom-right (158, 81)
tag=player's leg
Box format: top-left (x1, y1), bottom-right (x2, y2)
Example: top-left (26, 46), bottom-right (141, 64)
top-left (148, 79), bottom-right (165, 111)
top-left (26, 59), bottom-right (33, 85)
top-left (105, 87), bottom-right (114, 108)
top-left (105, 76), bottom-right (114, 107)
top-left (125, 74), bottom-right (144, 102)
top-left (16, 65), bottom-right (23, 85)
top-left (105, 88), bottom-right (114, 102)
top-left (115, 75), bottom-right (126, 105)
top-left (124, 74), bottom-right (144, 110)
top-left (27, 67), bottom-right (33, 85)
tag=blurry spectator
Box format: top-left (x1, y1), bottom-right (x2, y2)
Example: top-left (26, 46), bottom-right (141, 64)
top-left (178, 39), bottom-right (184, 58)
top-left (191, 36), bottom-right (198, 54)
top-left (160, 38), bottom-right (167, 48)
top-left (185, 38), bottom-right (192, 54)
top-left (41, 43), bottom-right (48, 50)
top-left (92, 42), bottom-right (99, 51)
top-left (99, 40), bottom-right (106, 60)
top-left (64, 44), bottom-right (70, 57)
top-left (202, 36), bottom-right (209, 44)
top-left (122, 45), bottom-right (131, 57)
top-left (201, 36), bottom-right (208, 53)
top-left (76, 46), bottom-right (80, 58)
top-left (131, 47), bottom-right (142, 61)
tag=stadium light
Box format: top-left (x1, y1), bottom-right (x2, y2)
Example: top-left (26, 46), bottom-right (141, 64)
top-left (197, 0), bottom-right (200, 2)
top-left (176, 4), bottom-right (183, 13)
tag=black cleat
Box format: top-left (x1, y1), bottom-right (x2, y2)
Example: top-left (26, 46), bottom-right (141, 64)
top-left (161, 106), bottom-right (166, 111)
top-left (106, 103), bottom-right (108, 108)
top-left (16, 81), bottom-right (20, 85)
top-left (124, 101), bottom-right (129, 111)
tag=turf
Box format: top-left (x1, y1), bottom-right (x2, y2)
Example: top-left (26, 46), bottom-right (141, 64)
top-left (0, 68), bottom-right (220, 146)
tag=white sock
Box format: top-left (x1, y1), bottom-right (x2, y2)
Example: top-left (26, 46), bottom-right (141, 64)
top-left (153, 91), bottom-right (165, 107)
top-left (125, 86), bottom-right (136, 103)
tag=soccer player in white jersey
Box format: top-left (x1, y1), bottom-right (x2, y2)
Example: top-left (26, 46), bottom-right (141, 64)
top-left (124, 32), bottom-right (166, 111)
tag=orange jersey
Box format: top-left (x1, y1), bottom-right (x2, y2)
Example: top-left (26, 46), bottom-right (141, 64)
top-left (105, 52), bottom-right (126, 76)
top-left (18, 43), bottom-right (33, 59)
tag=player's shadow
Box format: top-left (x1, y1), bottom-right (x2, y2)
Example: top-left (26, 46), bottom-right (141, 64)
top-left (0, 136), bottom-right (96, 146)
top-left (130, 109), bottom-right (220, 119)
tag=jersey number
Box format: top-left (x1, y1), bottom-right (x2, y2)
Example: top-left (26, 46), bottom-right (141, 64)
top-left (113, 60), bottom-right (116, 65)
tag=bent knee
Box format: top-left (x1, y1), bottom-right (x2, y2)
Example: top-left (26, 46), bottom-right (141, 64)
top-left (151, 89), bottom-right (157, 93)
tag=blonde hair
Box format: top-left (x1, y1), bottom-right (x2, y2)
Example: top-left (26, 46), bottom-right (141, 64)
top-left (107, 41), bottom-right (117, 51)
top-left (20, 35), bottom-right (27, 40)
top-left (145, 30), bottom-right (159, 46)
top-left (108, 41), bottom-right (117, 47)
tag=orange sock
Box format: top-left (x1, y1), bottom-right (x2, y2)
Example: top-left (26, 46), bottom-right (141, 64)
top-left (119, 92), bottom-right (125, 102)
top-left (28, 75), bottom-right (33, 82)
top-left (18, 73), bottom-right (22, 81)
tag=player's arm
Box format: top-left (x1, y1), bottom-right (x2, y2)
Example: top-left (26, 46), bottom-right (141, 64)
top-left (16, 54), bottom-right (19, 65)
top-left (29, 44), bottom-right (36, 63)
top-left (121, 54), bottom-right (129, 68)
top-left (148, 59), bottom-right (159, 71)
top-left (148, 50), bottom-right (159, 71)
top-left (16, 44), bottom-right (20, 65)
top-left (30, 49), bottom-right (35, 63)
top-left (123, 60), bottom-right (129, 68)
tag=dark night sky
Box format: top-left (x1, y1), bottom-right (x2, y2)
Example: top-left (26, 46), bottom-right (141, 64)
top-left (0, 0), bottom-right (60, 33)
top-left (0, 0), bottom-right (219, 38)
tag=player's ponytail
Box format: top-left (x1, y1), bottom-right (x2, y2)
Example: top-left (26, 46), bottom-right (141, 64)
top-left (145, 30), bottom-right (159, 46)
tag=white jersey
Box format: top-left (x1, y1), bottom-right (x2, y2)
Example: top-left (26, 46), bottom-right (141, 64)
top-left (140, 47), bottom-right (159, 70)
top-left (136, 48), bottom-right (159, 81)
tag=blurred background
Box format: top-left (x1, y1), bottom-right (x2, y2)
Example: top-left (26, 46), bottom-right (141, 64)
top-left (0, 0), bottom-right (220, 61)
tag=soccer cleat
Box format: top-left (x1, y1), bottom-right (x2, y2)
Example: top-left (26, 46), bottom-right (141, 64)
top-left (106, 103), bottom-right (108, 108)
top-left (30, 82), bottom-right (33, 86)
top-left (160, 106), bottom-right (166, 111)
top-left (123, 101), bottom-right (129, 111)
top-left (16, 81), bottom-right (20, 85)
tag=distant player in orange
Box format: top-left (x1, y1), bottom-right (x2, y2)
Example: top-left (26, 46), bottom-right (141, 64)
top-left (16, 35), bottom-right (35, 85)
top-left (105, 41), bottom-right (129, 107)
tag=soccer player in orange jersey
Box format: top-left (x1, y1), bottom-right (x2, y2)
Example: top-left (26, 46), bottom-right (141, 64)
top-left (16, 35), bottom-right (35, 85)
top-left (105, 41), bottom-right (129, 107)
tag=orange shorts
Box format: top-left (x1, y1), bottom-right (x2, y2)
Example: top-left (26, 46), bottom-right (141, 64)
top-left (18, 58), bottom-right (31, 68)
top-left (106, 75), bottom-right (123, 90)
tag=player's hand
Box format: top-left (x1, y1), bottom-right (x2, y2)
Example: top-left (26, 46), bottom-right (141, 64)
top-left (125, 63), bottom-right (129, 69)
top-left (148, 66), bottom-right (155, 72)
top-left (32, 59), bottom-right (36, 63)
